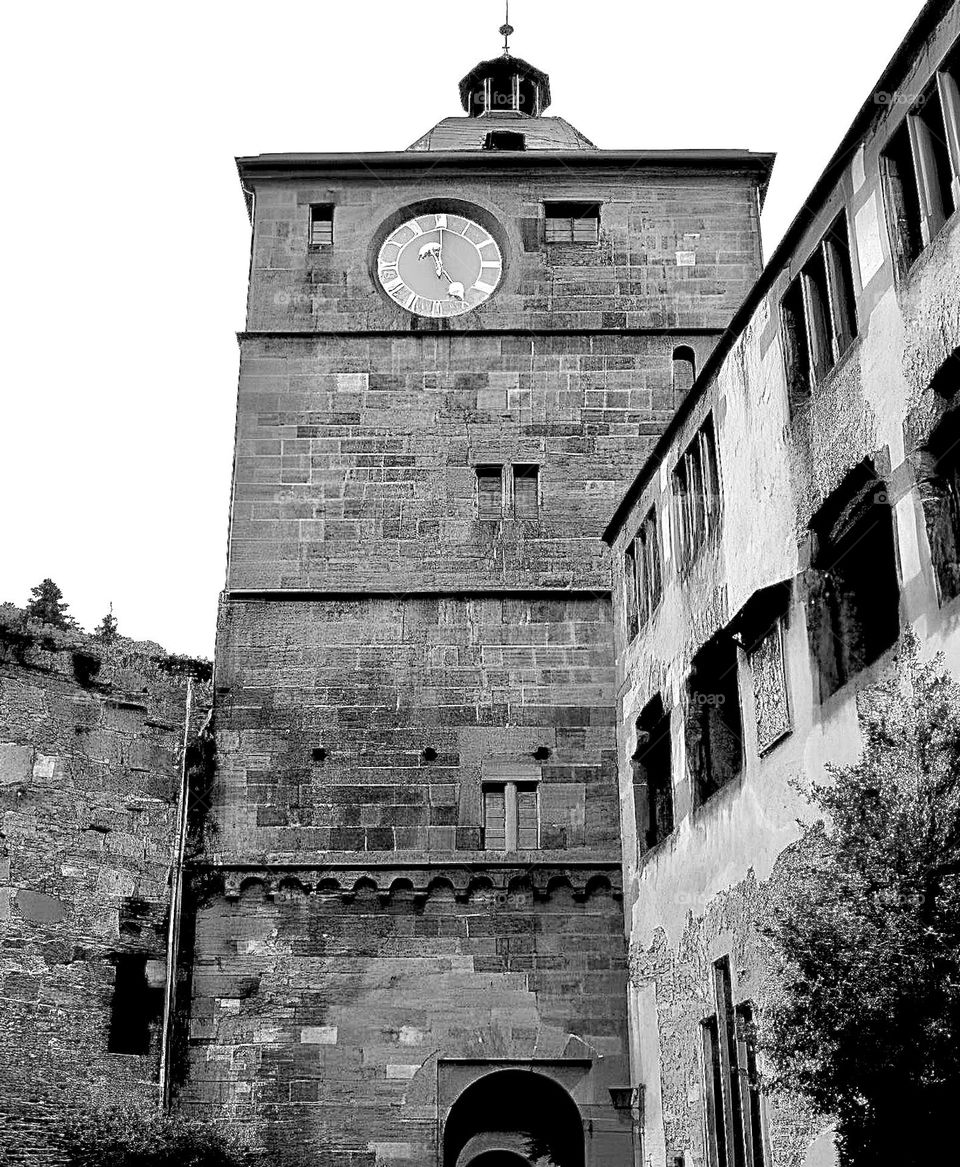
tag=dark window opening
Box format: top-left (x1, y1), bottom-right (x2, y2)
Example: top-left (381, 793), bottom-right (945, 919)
top-left (483, 781), bottom-right (539, 851)
top-left (632, 695), bottom-right (673, 853)
top-left (476, 465), bottom-right (504, 520)
top-left (108, 953), bottom-right (163, 1056)
top-left (883, 70), bottom-right (960, 272)
top-left (919, 407), bottom-right (960, 605)
top-left (309, 204), bottom-right (334, 248)
top-left (781, 213), bottom-right (858, 403)
top-left (544, 202), bottom-right (601, 244)
top-left (673, 345), bottom-right (697, 396)
top-left (883, 121), bottom-right (925, 272)
top-left (687, 633), bottom-right (742, 807)
top-left (635, 507), bottom-right (663, 627)
top-left (624, 542), bottom-right (640, 643)
top-left (513, 464), bottom-right (540, 518)
top-left (735, 1003), bottom-right (766, 1167)
top-left (807, 461), bottom-right (900, 700)
top-left (780, 278), bottom-right (812, 407)
top-left (484, 130), bottom-right (526, 151)
top-left (673, 414), bottom-right (722, 573)
top-left (702, 1014), bottom-right (728, 1167)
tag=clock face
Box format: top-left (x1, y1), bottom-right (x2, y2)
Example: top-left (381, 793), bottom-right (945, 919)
top-left (377, 211), bottom-right (503, 317)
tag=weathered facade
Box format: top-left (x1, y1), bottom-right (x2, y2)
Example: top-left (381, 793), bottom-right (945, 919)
top-left (0, 606), bottom-right (211, 1164)
top-left (181, 46), bottom-right (772, 1167)
top-left (604, 3), bottom-right (960, 1165)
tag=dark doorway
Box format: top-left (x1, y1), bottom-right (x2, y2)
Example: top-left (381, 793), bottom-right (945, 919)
top-left (443, 1069), bottom-right (585, 1167)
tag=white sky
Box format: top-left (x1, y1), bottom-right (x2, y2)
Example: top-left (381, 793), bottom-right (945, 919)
top-left (0, 0), bottom-right (925, 658)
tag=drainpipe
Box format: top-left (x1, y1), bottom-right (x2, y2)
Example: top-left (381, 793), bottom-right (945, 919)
top-left (159, 675), bottom-right (193, 1110)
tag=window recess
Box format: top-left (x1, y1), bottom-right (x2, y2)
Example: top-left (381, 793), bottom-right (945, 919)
top-left (476, 465), bottom-right (504, 520)
top-left (544, 201), bottom-right (601, 244)
top-left (687, 631), bottom-right (743, 807)
top-left (806, 461), bottom-right (900, 700)
top-left (632, 695), bottom-right (673, 854)
top-left (917, 393), bottom-right (960, 606)
top-left (672, 414), bottom-right (722, 574)
top-left (308, 204), bottom-right (334, 248)
top-left (882, 59), bottom-right (960, 273)
top-left (780, 213), bottom-right (858, 405)
top-left (482, 778), bottom-right (539, 851)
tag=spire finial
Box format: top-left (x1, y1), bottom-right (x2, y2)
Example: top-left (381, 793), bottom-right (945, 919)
top-left (499, 1), bottom-right (514, 56)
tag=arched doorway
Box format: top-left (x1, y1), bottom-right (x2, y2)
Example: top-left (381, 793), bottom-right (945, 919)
top-left (443, 1069), bottom-right (585, 1167)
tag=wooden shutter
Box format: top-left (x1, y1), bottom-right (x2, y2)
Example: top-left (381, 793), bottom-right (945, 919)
top-left (483, 787), bottom-right (506, 851)
top-left (514, 465), bottom-right (539, 518)
top-left (310, 205), bottom-right (334, 246)
top-left (477, 467), bottom-right (503, 520)
top-left (516, 785), bottom-right (539, 850)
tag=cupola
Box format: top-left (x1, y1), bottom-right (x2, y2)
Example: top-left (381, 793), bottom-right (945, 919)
top-left (458, 9), bottom-right (551, 118)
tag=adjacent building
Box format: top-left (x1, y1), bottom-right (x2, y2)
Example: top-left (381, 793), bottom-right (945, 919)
top-left (604, 2), bottom-right (960, 1164)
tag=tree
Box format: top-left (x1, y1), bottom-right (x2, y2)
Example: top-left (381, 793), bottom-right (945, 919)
top-left (763, 638), bottom-right (960, 1167)
top-left (59, 1100), bottom-right (252, 1167)
top-left (95, 603), bottom-right (119, 643)
top-left (25, 577), bottom-right (75, 629)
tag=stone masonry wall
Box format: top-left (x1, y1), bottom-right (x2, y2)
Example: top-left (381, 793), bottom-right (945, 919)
top-left (0, 606), bottom-right (211, 1164)
top-left (210, 595), bottom-right (618, 861)
top-left (180, 873), bottom-right (632, 1167)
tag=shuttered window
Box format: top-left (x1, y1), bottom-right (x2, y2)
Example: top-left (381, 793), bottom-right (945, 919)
top-left (514, 464), bottom-right (540, 518)
top-left (672, 413), bottom-right (722, 574)
top-left (483, 780), bottom-right (539, 851)
top-left (476, 465), bottom-right (504, 520)
top-left (483, 787), bottom-right (507, 851)
top-left (309, 204), bottom-right (334, 247)
top-left (544, 202), bottom-right (601, 244)
top-left (516, 785), bottom-right (539, 850)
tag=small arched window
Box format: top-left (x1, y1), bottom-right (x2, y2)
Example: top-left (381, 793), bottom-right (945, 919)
top-left (672, 346), bottom-right (697, 396)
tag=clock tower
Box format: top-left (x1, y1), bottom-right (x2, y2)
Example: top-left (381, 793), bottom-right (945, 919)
top-left (183, 26), bottom-right (773, 1167)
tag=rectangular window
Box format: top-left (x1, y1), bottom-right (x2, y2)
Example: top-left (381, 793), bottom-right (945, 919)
top-left (476, 465), bottom-right (504, 520)
top-left (702, 960), bottom-right (766, 1167)
top-left (687, 633), bottom-right (743, 807)
top-left (883, 66), bottom-right (960, 272)
top-left (624, 542), bottom-right (640, 643)
top-left (808, 461), bottom-right (900, 700)
top-left (108, 953), bottom-right (164, 1055)
top-left (921, 415), bottom-right (960, 605)
top-left (309, 204), bottom-right (334, 248)
top-left (883, 121), bottom-right (925, 272)
top-left (672, 414), bottom-right (722, 573)
top-left (702, 1016), bottom-right (728, 1167)
top-left (632, 695), bottom-right (673, 854)
top-left (514, 464), bottom-right (540, 518)
top-left (483, 781), bottom-right (539, 851)
top-left (484, 130), bottom-right (526, 151)
top-left (635, 508), bottom-right (663, 628)
top-left (482, 786), bottom-right (507, 851)
top-left (544, 201), bottom-right (601, 244)
top-left (781, 213), bottom-right (858, 402)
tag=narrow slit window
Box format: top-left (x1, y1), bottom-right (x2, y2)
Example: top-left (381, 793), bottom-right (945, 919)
top-left (544, 201), bottom-right (601, 244)
top-left (624, 542), bottom-right (640, 643)
top-left (309, 204), bottom-right (334, 248)
top-left (476, 465), bottom-right (504, 520)
top-left (514, 464), bottom-right (540, 518)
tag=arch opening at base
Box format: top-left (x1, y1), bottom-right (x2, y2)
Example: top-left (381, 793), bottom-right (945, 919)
top-left (443, 1069), bottom-right (585, 1167)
